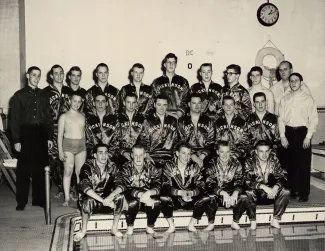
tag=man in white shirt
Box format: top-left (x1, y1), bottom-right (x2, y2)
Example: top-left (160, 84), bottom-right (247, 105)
top-left (278, 73), bottom-right (318, 202)
top-left (271, 61), bottom-right (311, 115)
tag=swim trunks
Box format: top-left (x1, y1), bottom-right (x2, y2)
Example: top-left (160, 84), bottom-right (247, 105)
top-left (62, 137), bottom-right (86, 155)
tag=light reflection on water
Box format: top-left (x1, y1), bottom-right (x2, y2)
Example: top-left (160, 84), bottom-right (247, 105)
top-left (74, 224), bottom-right (325, 251)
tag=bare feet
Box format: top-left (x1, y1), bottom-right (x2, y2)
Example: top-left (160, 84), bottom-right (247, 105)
top-left (74, 231), bottom-right (86, 242)
top-left (270, 219), bottom-right (280, 229)
top-left (250, 220), bottom-right (257, 230)
top-left (203, 224), bottom-right (214, 232)
top-left (61, 201), bottom-right (69, 207)
top-left (146, 227), bottom-right (156, 234)
top-left (188, 225), bottom-right (197, 232)
top-left (111, 229), bottom-right (123, 237)
top-left (231, 221), bottom-right (240, 230)
top-left (165, 225), bottom-right (176, 234)
top-left (126, 226), bottom-right (134, 235)
top-left (54, 191), bottom-right (63, 199)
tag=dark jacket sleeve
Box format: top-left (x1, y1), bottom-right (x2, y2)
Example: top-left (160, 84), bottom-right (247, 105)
top-left (240, 90), bottom-right (252, 120)
top-left (115, 163), bottom-right (130, 193)
top-left (201, 119), bottom-right (215, 156)
top-left (178, 79), bottom-right (190, 115)
top-left (79, 163), bottom-right (93, 194)
top-left (149, 164), bottom-right (162, 195)
top-left (272, 157), bottom-right (287, 189)
top-left (191, 166), bottom-right (205, 196)
top-left (244, 158), bottom-right (259, 190)
top-left (233, 161), bottom-right (243, 194)
top-left (137, 119), bottom-right (150, 152)
top-left (42, 93), bottom-right (53, 141)
top-left (10, 92), bottom-right (21, 144)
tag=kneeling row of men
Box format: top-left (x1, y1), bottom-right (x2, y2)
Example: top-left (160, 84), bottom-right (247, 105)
top-left (74, 139), bottom-right (289, 241)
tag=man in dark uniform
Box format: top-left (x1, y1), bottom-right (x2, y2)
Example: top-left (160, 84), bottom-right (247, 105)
top-left (65, 66), bottom-right (87, 113)
top-left (137, 94), bottom-right (178, 166)
top-left (118, 63), bottom-right (152, 116)
top-left (150, 53), bottom-right (190, 119)
top-left (75, 143), bottom-right (127, 241)
top-left (190, 63), bottom-right (223, 120)
top-left (246, 92), bottom-right (280, 153)
top-left (178, 93), bottom-right (215, 167)
top-left (86, 93), bottom-right (119, 158)
top-left (219, 64), bottom-right (252, 120)
top-left (43, 64), bottom-right (71, 199)
top-left (11, 66), bottom-right (53, 210)
top-left (161, 143), bottom-right (213, 233)
top-left (204, 141), bottom-right (247, 231)
top-left (244, 140), bottom-right (290, 229)
top-left (215, 96), bottom-right (249, 161)
top-left (115, 144), bottom-right (162, 235)
top-left (85, 63), bottom-right (119, 116)
top-left (116, 93), bottom-right (145, 165)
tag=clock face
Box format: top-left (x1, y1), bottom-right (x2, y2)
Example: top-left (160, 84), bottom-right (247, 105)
top-left (257, 3), bottom-right (279, 26)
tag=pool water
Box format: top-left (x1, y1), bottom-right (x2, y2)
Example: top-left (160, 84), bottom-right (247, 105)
top-left (73, 223), bottom-right (325, 251)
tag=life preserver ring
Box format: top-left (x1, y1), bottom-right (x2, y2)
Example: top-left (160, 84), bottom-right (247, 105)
top-left (255, 47), bottom-right (284, 79)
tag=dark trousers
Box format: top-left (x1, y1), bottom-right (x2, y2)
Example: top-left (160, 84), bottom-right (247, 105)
top-left (16, 125), bottom-right (49, 207)
top-left (285, 126), bottom-right (311, 198)
top-left (245, 188), bottom-right (290, 220)
top-left (209, 194), bottom-right (249, 223)
top-left (125, 195), bottom-right (161, 227)
top-left (160, 195), bottom-right (215, 223)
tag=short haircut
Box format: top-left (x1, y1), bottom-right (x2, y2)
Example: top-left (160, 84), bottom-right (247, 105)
top-left (131, 63), bottom-right (145, 71)
top-left (200, 63), bottom-right (212, 71)
top-left (93, 143), bottom-right (109, 154)
top-left (249, 66), bottom-right (263, 76)
top-left (289, 72), bottom-right (303, 82)
top-left (176, 142), bottom-right (192, 152)
top-left (132, 144), bottom-right (145, 152)
top-left (217, 140), bottom-right (230, 150)
top-left (96, 63), bottom-right (109, 72)
top-left (155, 93), bottom-right (169, 104)
top-left (164, 53), bottom-right (178, 64)
top-left (255, 140), bottom-right (271, 149)
top-left (279, 60), bottom-right (293, 69)
top-left (94, 91), bottom-right (108, 101)
top-left (125, 92), bottom-right (138, 101)
top-left (66, 66), bottom-right (82, 86)
top-left (27, 66), bottom-right (41, 74)
top-left (189, 93), bottom-right (202, 101)
top-left (69, 91), bottom-right (83, 100)
top-left (253, 92), bottom-right (266, 102)
top-left (50, 64), bottom-right (63, 75)
top-left (226, 64), bottom-right (241, 75)
top-left (222, 95), bottom-right (235, 105)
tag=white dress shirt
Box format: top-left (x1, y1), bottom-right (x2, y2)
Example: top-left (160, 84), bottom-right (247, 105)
top-left (271, 80), bottom-right (311, 115)
top-left (278, 89), bottom-right (318, 139)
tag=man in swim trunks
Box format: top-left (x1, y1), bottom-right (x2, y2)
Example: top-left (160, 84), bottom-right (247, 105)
top-left (58, 92), bottom-right (87, 206)
top-left (74, 143), bottom-right (127, 241)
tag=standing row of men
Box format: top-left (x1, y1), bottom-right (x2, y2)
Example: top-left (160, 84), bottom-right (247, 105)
top-left (10, 54), bottom-right (318, 236)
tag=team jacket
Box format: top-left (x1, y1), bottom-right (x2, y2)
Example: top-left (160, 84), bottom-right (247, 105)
top-left (190, 81), bottom-right (223, 120)
top-left (149, 74), bottom-right (190, 114)
top-left (79, 159), bottom-right (118, 197)
top-left (244, 152), bottom-right (287, 190)
top-left (118, 83), bottom-right (152, 115)
top-left (115, 160), bottom-right (162, 198)
top-left (178, 113), bottom-right (215, 157)
top-left (218, 83), bottom-right (252, 120)
top-left (246, 112), bottom-right (280, 150)
top-left (162, 158), bottom-right (205, 198)
top-left (137, 113), bottom-right (178, 162)
top-left (85, 84), bottom-right (119, 116)
top-left (64, 86), bottom-right (87, 113)
top-left (117, 112), bottom-right (145, 155)
top-left (43, 85), bottom-right (71, 124)
top-left (205, 156), bottom-right (243, 195)
top-left (86, 113), bottom-right (120, 155)
top-left (215, 114), bottom-right (249, 158)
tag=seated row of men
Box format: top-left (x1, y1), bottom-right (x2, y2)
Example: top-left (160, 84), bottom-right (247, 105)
top-left (74, 140), bottom-right (289, 241)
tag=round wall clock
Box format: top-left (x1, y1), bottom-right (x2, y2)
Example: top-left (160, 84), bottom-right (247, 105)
top-left (257, 1), bottom-right (279, 27)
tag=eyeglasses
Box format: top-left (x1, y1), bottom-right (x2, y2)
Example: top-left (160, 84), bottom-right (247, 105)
top-left (279, 68), bottom-right (289, 73)
top-left (225, 72), bottom-right (238, 76)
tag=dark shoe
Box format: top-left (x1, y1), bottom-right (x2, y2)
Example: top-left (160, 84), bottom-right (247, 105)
top-left (32, 202), bottom-right (45, 208)
top-left (298, 197), bottom-right (309, 202)
top-left (290, 192), bottom-right (298, 199)
top-left (16, 205), bottom-right (25, 211)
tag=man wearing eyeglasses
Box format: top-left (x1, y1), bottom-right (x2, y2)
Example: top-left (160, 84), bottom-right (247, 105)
top-left (270, 61), bottom-right (311, 115)
top-left (278, 73), bottom-right (318, 202)
top-left (149, 53), bottom-right (190, 119)
top-left (219, 64), bottom-right (252, 120)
